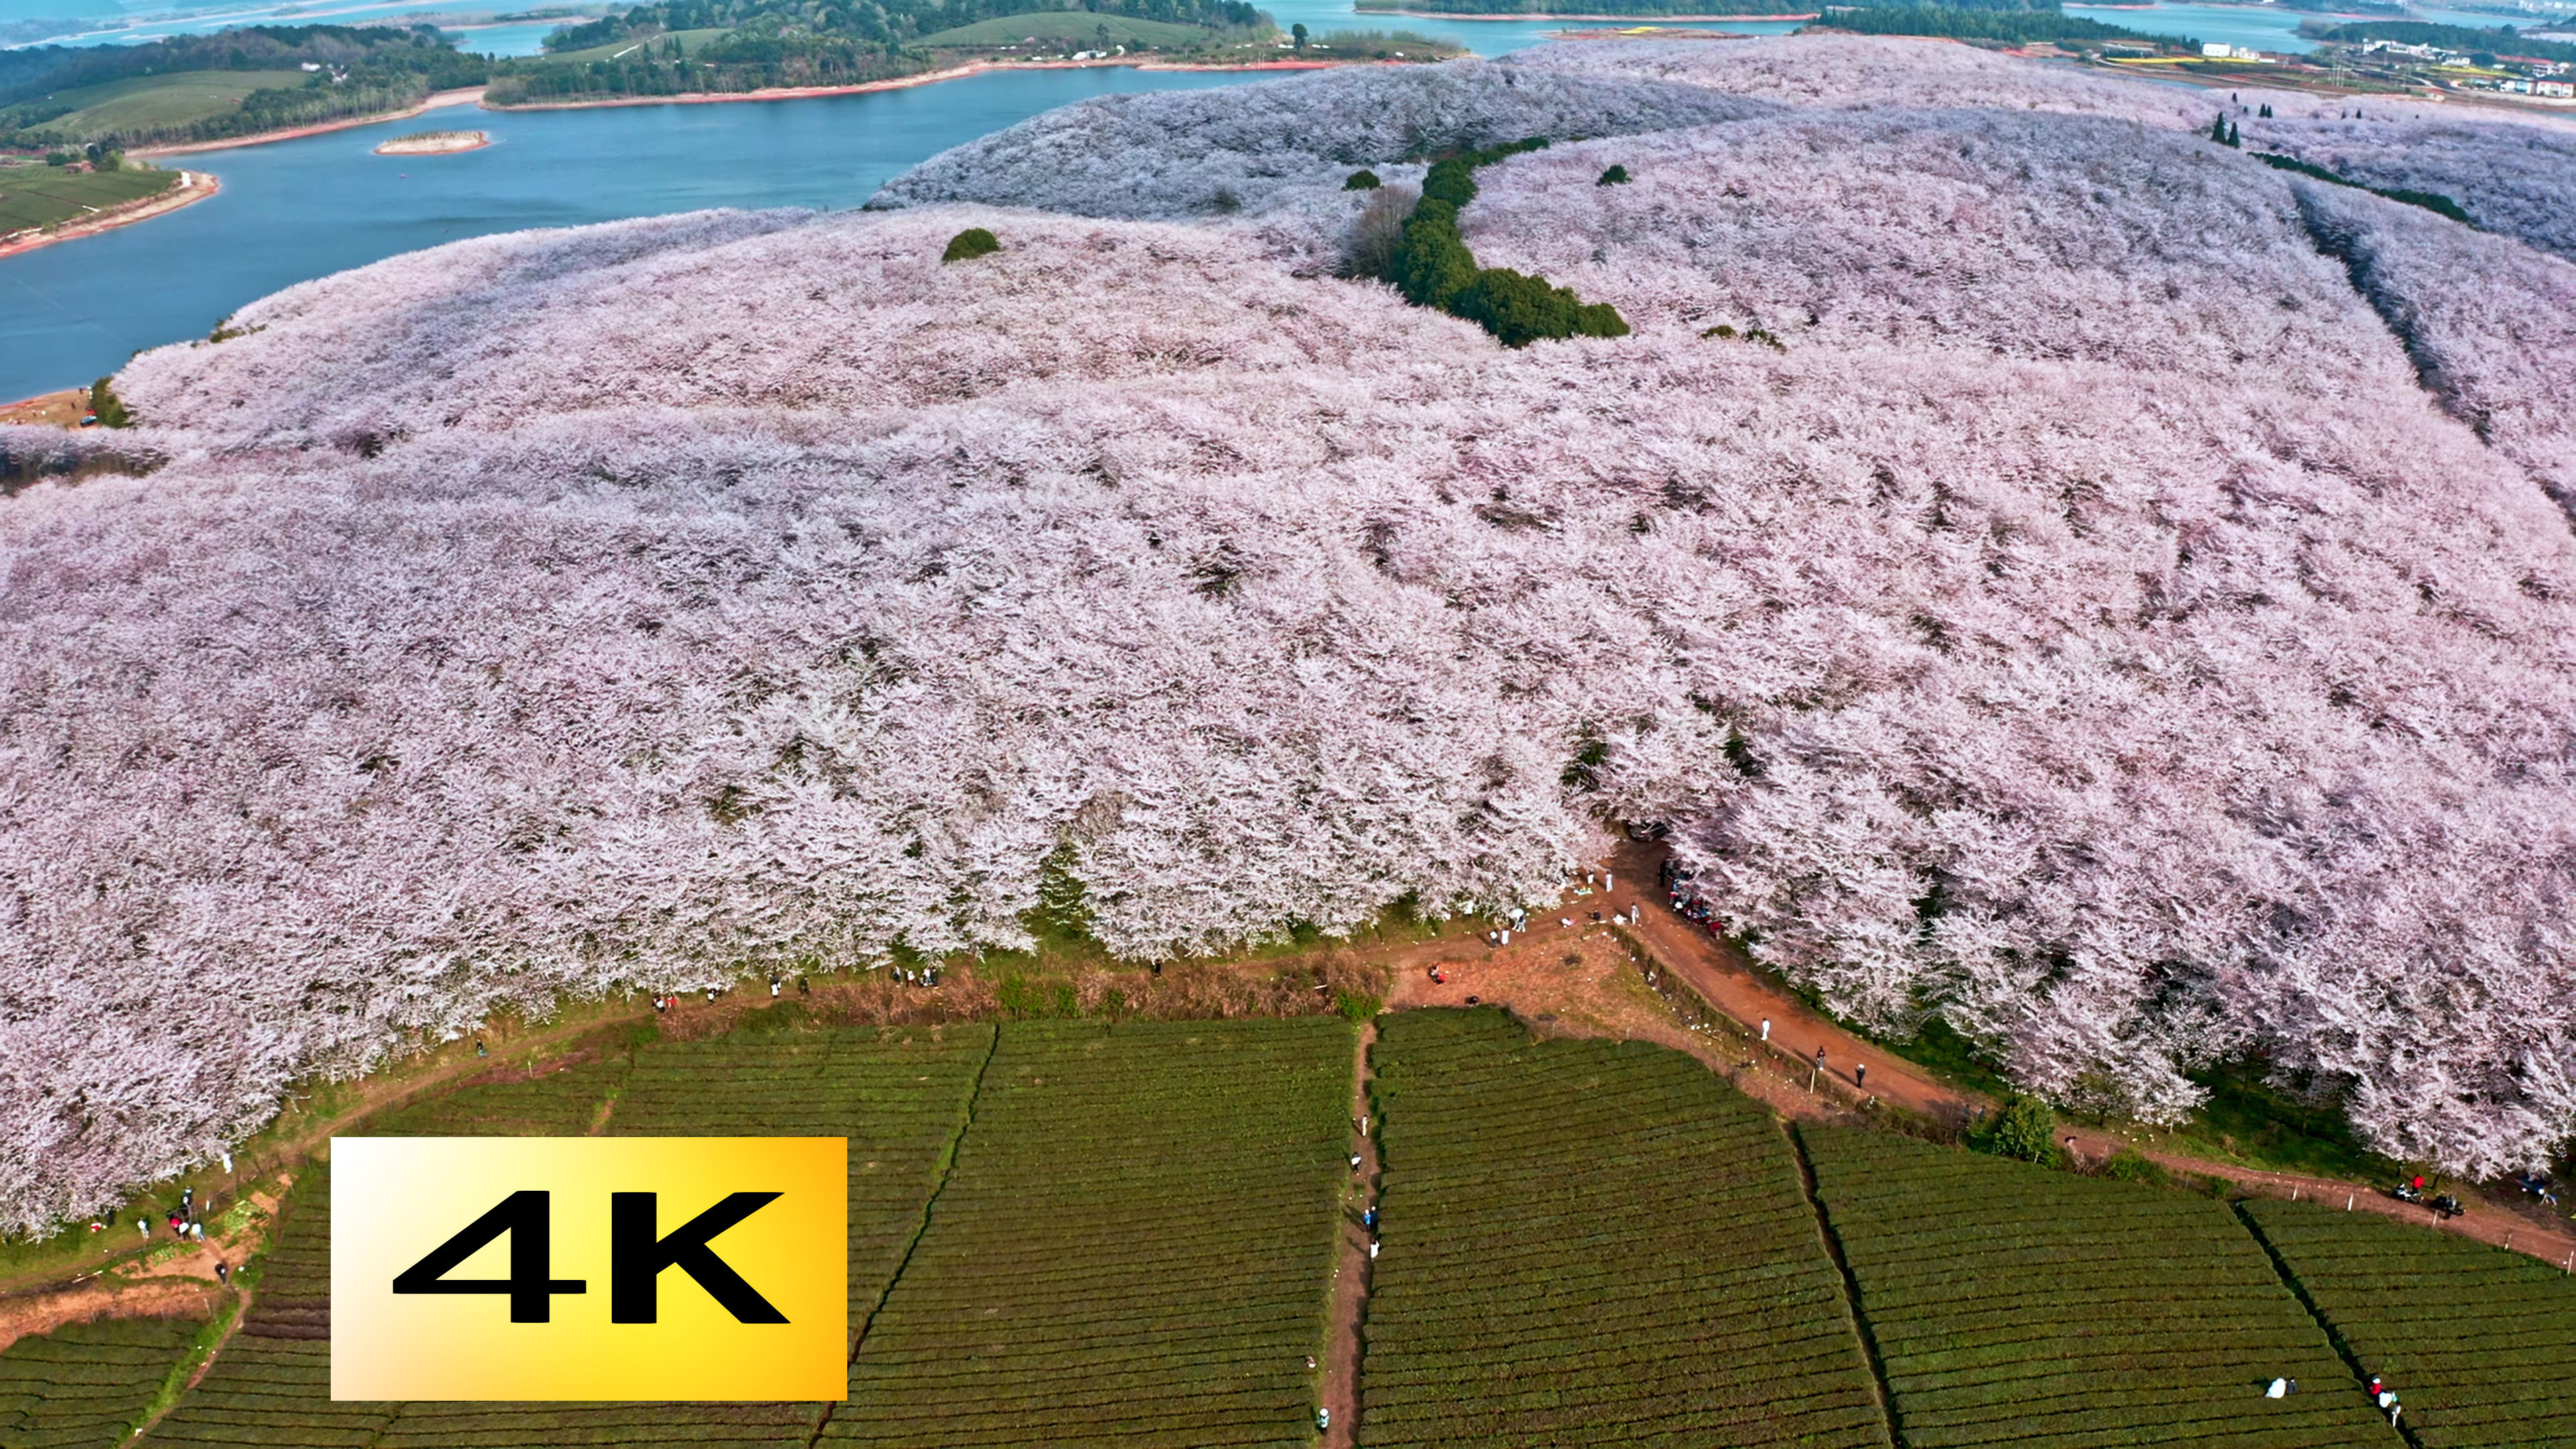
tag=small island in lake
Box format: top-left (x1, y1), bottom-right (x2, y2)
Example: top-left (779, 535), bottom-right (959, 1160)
top-left (374, 129), bottom-right (490, 155)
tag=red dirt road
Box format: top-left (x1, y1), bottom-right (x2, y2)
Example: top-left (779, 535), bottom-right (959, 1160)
top-left (1599, 839), bottom-right (2576, 1270)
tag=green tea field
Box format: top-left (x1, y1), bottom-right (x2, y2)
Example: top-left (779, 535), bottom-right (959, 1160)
top-left (1363, 1010), bottom-right (1888, 1448)
top-left (0, 162), bottom-right (178, 234)
top-left (830, 1017), bottom-right (1352, 1448)
top-left (90, 1007), bottom-right (2576, 1448)
top-left (2243, 1197), bottom-right (2576, 1448)
top-left (23, 71), bottom-right (310, 143)
top-left (1803, 1126), bottom-right (2396, 1449)
top-left (0, 1315), bottom-right (203, 1448)
top-left (145, 1162), bottom-right (396, 1449)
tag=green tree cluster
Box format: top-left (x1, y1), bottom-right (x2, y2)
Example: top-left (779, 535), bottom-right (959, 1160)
top-left (502, 0), bottom-right (1272, 101)
top-left (1972, 1091), bottom-right (2063, 1167)
top-left (942, 226), bottom-right (1002, 262)
top-left (1808, 5), bottom-right (2192, 49)
top-left (2316, 19), bottom-right (2576, 63)
top-left (0, 25), bottom-right (488, 148)
top-left (2251, 151), bottom-right (2472, 224)
top-left (87, 378), bottom-right (131, 429)
top-left (1383, 139), bottom-right (1629, 347)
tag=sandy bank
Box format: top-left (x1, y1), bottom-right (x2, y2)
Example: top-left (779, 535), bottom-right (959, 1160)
top-left (0, 169), bottom-right (219, 263)
top-left (374, 129), bottom-right (493, 155)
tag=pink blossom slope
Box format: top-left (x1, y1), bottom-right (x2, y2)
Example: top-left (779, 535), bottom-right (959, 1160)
top-left (3, 47), bottom-right (2575, 1229)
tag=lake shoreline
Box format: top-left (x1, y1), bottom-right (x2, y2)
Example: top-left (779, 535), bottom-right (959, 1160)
top-left (131, 87), bottom-right (488, 158)
top-left (1351, 9), bottom-right (1817, 19)
top-left (482, 55), bottom-right (1356, 113)
top-left (0, 168), bottom-right (219, 263)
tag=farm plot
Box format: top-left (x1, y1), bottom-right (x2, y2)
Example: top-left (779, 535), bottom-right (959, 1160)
top-left (371, 1022), bottom-right (996, 1448)
top-left (2241, 1197), bottom-right (2576, 1448)
top-left (826, 1016), bottom-right (1353, 1449)
top-left (1360, 1008), bottom-right (1888, 1449)
top-left (0, 1315), bottom-right (202, 1448)
top-left (144, 1163), bottom-right (396, 1449)
top-left (1803, 1128), bottom-right (2394, 1449)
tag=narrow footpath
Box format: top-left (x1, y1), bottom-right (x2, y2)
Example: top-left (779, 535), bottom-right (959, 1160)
top-left (1319, 1022), bottom-right (1379, 1448)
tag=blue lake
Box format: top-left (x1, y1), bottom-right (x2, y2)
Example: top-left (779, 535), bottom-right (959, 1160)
top-left (0, 68), bottom-right (1271, 400)
top-left (2062, 1), bottom-right (2541, 52)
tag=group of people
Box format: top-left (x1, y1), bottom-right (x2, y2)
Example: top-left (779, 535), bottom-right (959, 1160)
top-left (1660, 859), bottom-right (1725, 936)
top-left (2264, 1373), bottom-right (2402, 1427)
top-left (93, 1185), bottom-right (231, 1285)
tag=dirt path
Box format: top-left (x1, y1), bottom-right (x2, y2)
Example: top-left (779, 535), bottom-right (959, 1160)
top-left (0, 388), bottom-right (87, 427)
top-left (0, 1278), bottom-right (223, 1354)
top-left (1320, 1022), bottom-right (1379, 1448)
top-left (1601, 839), bottom-right (2576, 1271)
top-left (1606, 840), bottom-right (1971, 1124)
top-left (2070, 1129), bottom-right (2576, 1268)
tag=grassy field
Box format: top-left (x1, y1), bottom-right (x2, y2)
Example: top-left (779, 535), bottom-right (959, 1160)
top-left (2243, 1197), bottom-right (2576, 1448)
top-left (912, 11), bottom-right (1220, 48)
top-left (829, 1016), bottom-right (1352, 1448)
top-left (26, 70), bottom-right (311, 142)
top-left (1804, 1127), bottom-right (2396, 1449)
top-left (1363, 1009), bottom-right (1890, 1448)
top-left (0, 1315), bottom-right (205, 1448)
top-left (0, 162), bottom-right (178, 233)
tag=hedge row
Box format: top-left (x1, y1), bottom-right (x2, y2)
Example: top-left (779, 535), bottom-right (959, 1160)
top-left (1388, 140), bottom-right (1629, 348)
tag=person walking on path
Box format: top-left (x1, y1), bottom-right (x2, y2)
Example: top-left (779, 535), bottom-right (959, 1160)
top-left (1855, 1063), bottom-right (1867, 1090)
top-left (1760, 1018), bottom-right (1770, 1042)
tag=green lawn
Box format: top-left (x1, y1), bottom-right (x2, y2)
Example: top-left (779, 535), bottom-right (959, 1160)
top-left (913, 11), bottom-right (1220, 48)
top-left (0, 162), bottom-right (178, 233)
top-left (28, 70), bottom-right (311, 142)
top-left (98, 1007), bottom-right (2576, 1449)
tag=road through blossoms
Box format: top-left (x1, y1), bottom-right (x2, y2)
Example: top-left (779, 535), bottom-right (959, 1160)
top-left (3, 38), bottom-right (2574, 1230)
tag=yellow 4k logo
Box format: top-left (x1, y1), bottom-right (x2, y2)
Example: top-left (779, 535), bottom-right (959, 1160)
top-left (331, 1138), bottom-right (846, 1401)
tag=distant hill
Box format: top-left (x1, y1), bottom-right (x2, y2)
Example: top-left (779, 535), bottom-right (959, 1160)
top-left (489, 0), bottom-right (1273, 103)
top-left (1354, 0), bottom-right (2051, 14)
top-left (0, 26), bottom-right (487, 149)
top-left (914, 10), bottom-right (1222, 48)
top-left (2315, 18), bottom-right (2576, 62)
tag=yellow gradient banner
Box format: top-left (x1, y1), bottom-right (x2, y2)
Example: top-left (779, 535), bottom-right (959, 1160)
top-left (331, 1136), bottom-right (846, 1401)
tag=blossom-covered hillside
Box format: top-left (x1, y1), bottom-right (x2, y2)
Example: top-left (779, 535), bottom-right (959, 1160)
top-left (4, 38), bottom-right (2574, 1231)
